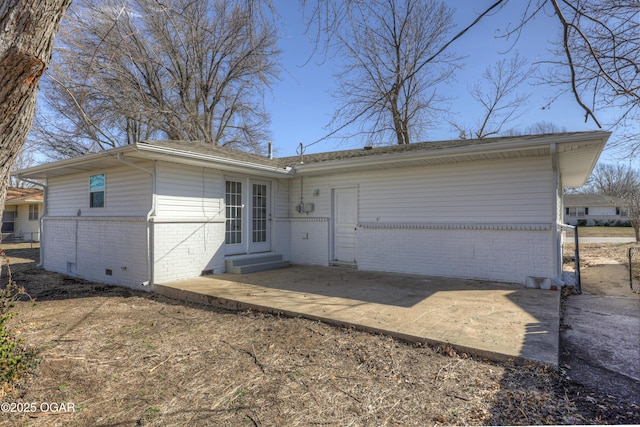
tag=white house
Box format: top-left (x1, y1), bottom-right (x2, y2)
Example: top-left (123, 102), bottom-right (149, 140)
top-left (1, 187), bottom-right (43, 242)
top-left (563, 193), bottom-right (629, 226)
top-left (13, 131), bottom-right (609, 290)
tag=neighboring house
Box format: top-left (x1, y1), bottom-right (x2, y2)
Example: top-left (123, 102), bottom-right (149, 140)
top-left (563, 193), bottom-right (629, 226)
top-left (13, 131), bottom-right (609, 290)
top-left (1, 187), bottom-right (44, 242)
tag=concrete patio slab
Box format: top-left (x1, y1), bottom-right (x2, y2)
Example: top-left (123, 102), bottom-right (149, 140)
top-left (561, 263), bottom-right (640, 403)
top-left (155, 265), bottom-right (560, 366)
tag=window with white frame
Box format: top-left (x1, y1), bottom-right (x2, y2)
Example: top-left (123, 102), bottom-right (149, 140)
top-left (225, 180), bottom-right (243, 244)
top-left (90, 174), bottom-right (105, 208)
top-left (28, 204), bottom-right (38, 221)
top-left (567, 207), bottom-right (588, 217)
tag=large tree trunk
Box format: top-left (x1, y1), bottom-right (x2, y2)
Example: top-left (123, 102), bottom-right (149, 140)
top-left (0, 0), bottom-right (70, 216)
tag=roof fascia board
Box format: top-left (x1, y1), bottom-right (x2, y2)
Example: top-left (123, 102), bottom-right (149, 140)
top-left (567, 133), bottom-right (606, 187)
top-left (15, 131), bottom-right (608, 179)
top-left (15, 143), bottom-right (293, 179)
top-left (5, 199), bottom-right (42, 205)
top-left (133, 144), bottom-right (293, 177)
top-left (293, 131), bottom-right (610, 174)
top-left (14, 145), bottom-right (136, 178)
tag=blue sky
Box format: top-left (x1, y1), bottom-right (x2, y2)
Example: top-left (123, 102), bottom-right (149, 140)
top-left (266, 1), bottom-right (627, 162)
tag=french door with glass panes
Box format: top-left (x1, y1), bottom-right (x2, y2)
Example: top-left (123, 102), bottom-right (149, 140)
top-left (225, 178), bottom-right (271, 255)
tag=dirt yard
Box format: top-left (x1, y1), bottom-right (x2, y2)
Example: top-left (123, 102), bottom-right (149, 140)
top-left (1, 244), bottom-right (639, 426)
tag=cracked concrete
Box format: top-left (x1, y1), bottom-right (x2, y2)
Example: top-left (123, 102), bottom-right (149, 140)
top-left (155, 265), bottom-right (560, 366)
top-left (561, 263), bottom-right (640, 404)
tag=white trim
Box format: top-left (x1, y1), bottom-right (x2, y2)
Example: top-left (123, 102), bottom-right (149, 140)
top-left (42, 216), bottom-right (147, 222)
top-left (274, 217), bottom-right (329, 222)
top-left (293, 132), bottom-right (610, 175)
top-left (358, 222), bottom-right (552, 231)
top-left (151, 217), bottom-right (226, 224)
top-left (136, 144), bottom-right (293, 176)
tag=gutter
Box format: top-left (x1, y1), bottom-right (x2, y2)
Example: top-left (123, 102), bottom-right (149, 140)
top-left (292, 131), bottom-right (612, 175)
top-left (15, 145), bottom-right (135, 178)
top-left (550, 143), bottom-right (562, 279)
top-left (116, 153), bottom-right (156, 287)
top-left (15, 177), bottom-right (47, 268)
top-left (133, 144), bottom-right (293, 177)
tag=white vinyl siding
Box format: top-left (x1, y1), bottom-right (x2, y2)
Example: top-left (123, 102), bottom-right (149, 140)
top-left (588, 206), bottom-right (617, 216)
top-left (47, 165), bottom-right (152, 217)
top-left (290, 157), bottom-right (553, 223)
top-left (15, 204), bottom-right (41, 238)
top-left (286, 156), bottom-right (556, 283)
top-left (155, 162), bottom-right (222, 219)
top-left (272, 179), bottom-right (291, 260)
top-left (360, 158), bottom-right (551, 223)
top-left (28, 204), bottom-right (39, 220)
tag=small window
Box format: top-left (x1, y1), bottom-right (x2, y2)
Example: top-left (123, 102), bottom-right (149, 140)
top-left (28, 204), bottom-right (39, 221)
top-left (90, 174), bottom-right (105, 208)
top-left (567, 207), bottom-right (586, 217)
top-left (1, 211), bottom-right (15, 233)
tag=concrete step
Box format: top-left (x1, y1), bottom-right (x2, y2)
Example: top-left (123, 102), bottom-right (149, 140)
top-left (225, 254), bottom-right (289, 274)
top-left (226, 254), bottom-right (284, 267)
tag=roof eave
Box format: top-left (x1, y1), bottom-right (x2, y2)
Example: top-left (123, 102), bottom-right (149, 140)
top-left (14, 144), bottom-right (294, 180)
top-left (293, 131), bottom-right (611, 175)
top-left (5, 199), bottom-right (43, 205)
top-left (133, 144), bottom-right (293, 177)
top-left (557, 132), bottom-right (609, 187)
top-left (13, 145), bottom-right (136, 180)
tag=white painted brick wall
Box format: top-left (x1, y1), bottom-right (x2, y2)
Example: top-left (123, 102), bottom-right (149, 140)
top-left (43, 219), bottom-right (77, 274)
top-left (152, 221), bottom-right (225, 283)
top-left (272, 218), bottom-right (291, 261)
top-left (356, 228), bottom-right (555, 284)
top-left (290, 220), bottom-right (329, 266)
top-left (43, 218), bottom-right (149, 289)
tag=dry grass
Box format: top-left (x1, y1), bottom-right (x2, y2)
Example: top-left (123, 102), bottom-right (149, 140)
top-left (1, 245), bottom-right (638, 426)
top-left (564, 226), bottom-right (636, 238)
top-left (564, 242), bottom-right (637, 267)
top-left (563, 242), bottom-right (640, 290)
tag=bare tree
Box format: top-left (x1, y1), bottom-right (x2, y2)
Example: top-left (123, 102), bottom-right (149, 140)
top-left (452, 53), bottom-right (534, 139)
top-left (319, 0), bottom-right (460, 145)
top-left (521, 121), bottom-right (567, 135)
top-left (303, 0), bottom-right (639, 155)
top-left (10, 143), bottom-right (38, 188)
top-left (505, 121), bottom-right (568, 137)
top-left (493, 1), bottom-right (639, 156)
top-left (35, 0), bottom-right (280, 158)
top-left (590, 163), bottom-right (640, 243)
top-left (0, 0), bottom-right (71, 216)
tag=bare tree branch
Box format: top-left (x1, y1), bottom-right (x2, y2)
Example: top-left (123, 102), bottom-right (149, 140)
top-left (323, 0), bottom-right (461, 145)
top-left (452, 53), bottom-right (534, 139)
top-left (590, 163), bottom-right (640, 242)
top-left (35, 0), bottom-right (280, 158)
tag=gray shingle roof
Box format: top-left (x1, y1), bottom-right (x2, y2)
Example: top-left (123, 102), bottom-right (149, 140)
top-left (564, 193), bottom-right (620, 207)
top-left (142, 132), bottom-right (603, 168)
top-left (139, 140), bottom-right (278, 167)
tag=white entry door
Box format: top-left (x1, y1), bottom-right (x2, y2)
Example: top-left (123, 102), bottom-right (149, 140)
top-left (225, 178), bottom-right (271, 255)
top-left (333, 187), bottom-right (357, 263)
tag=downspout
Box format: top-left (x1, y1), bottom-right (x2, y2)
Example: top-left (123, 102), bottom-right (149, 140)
top-left (550, 143), bottom-right (562, 279)
top-left (16, 177), bottom-right (47, 268)
top-left (116, 153), bottom-right (156, 287)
